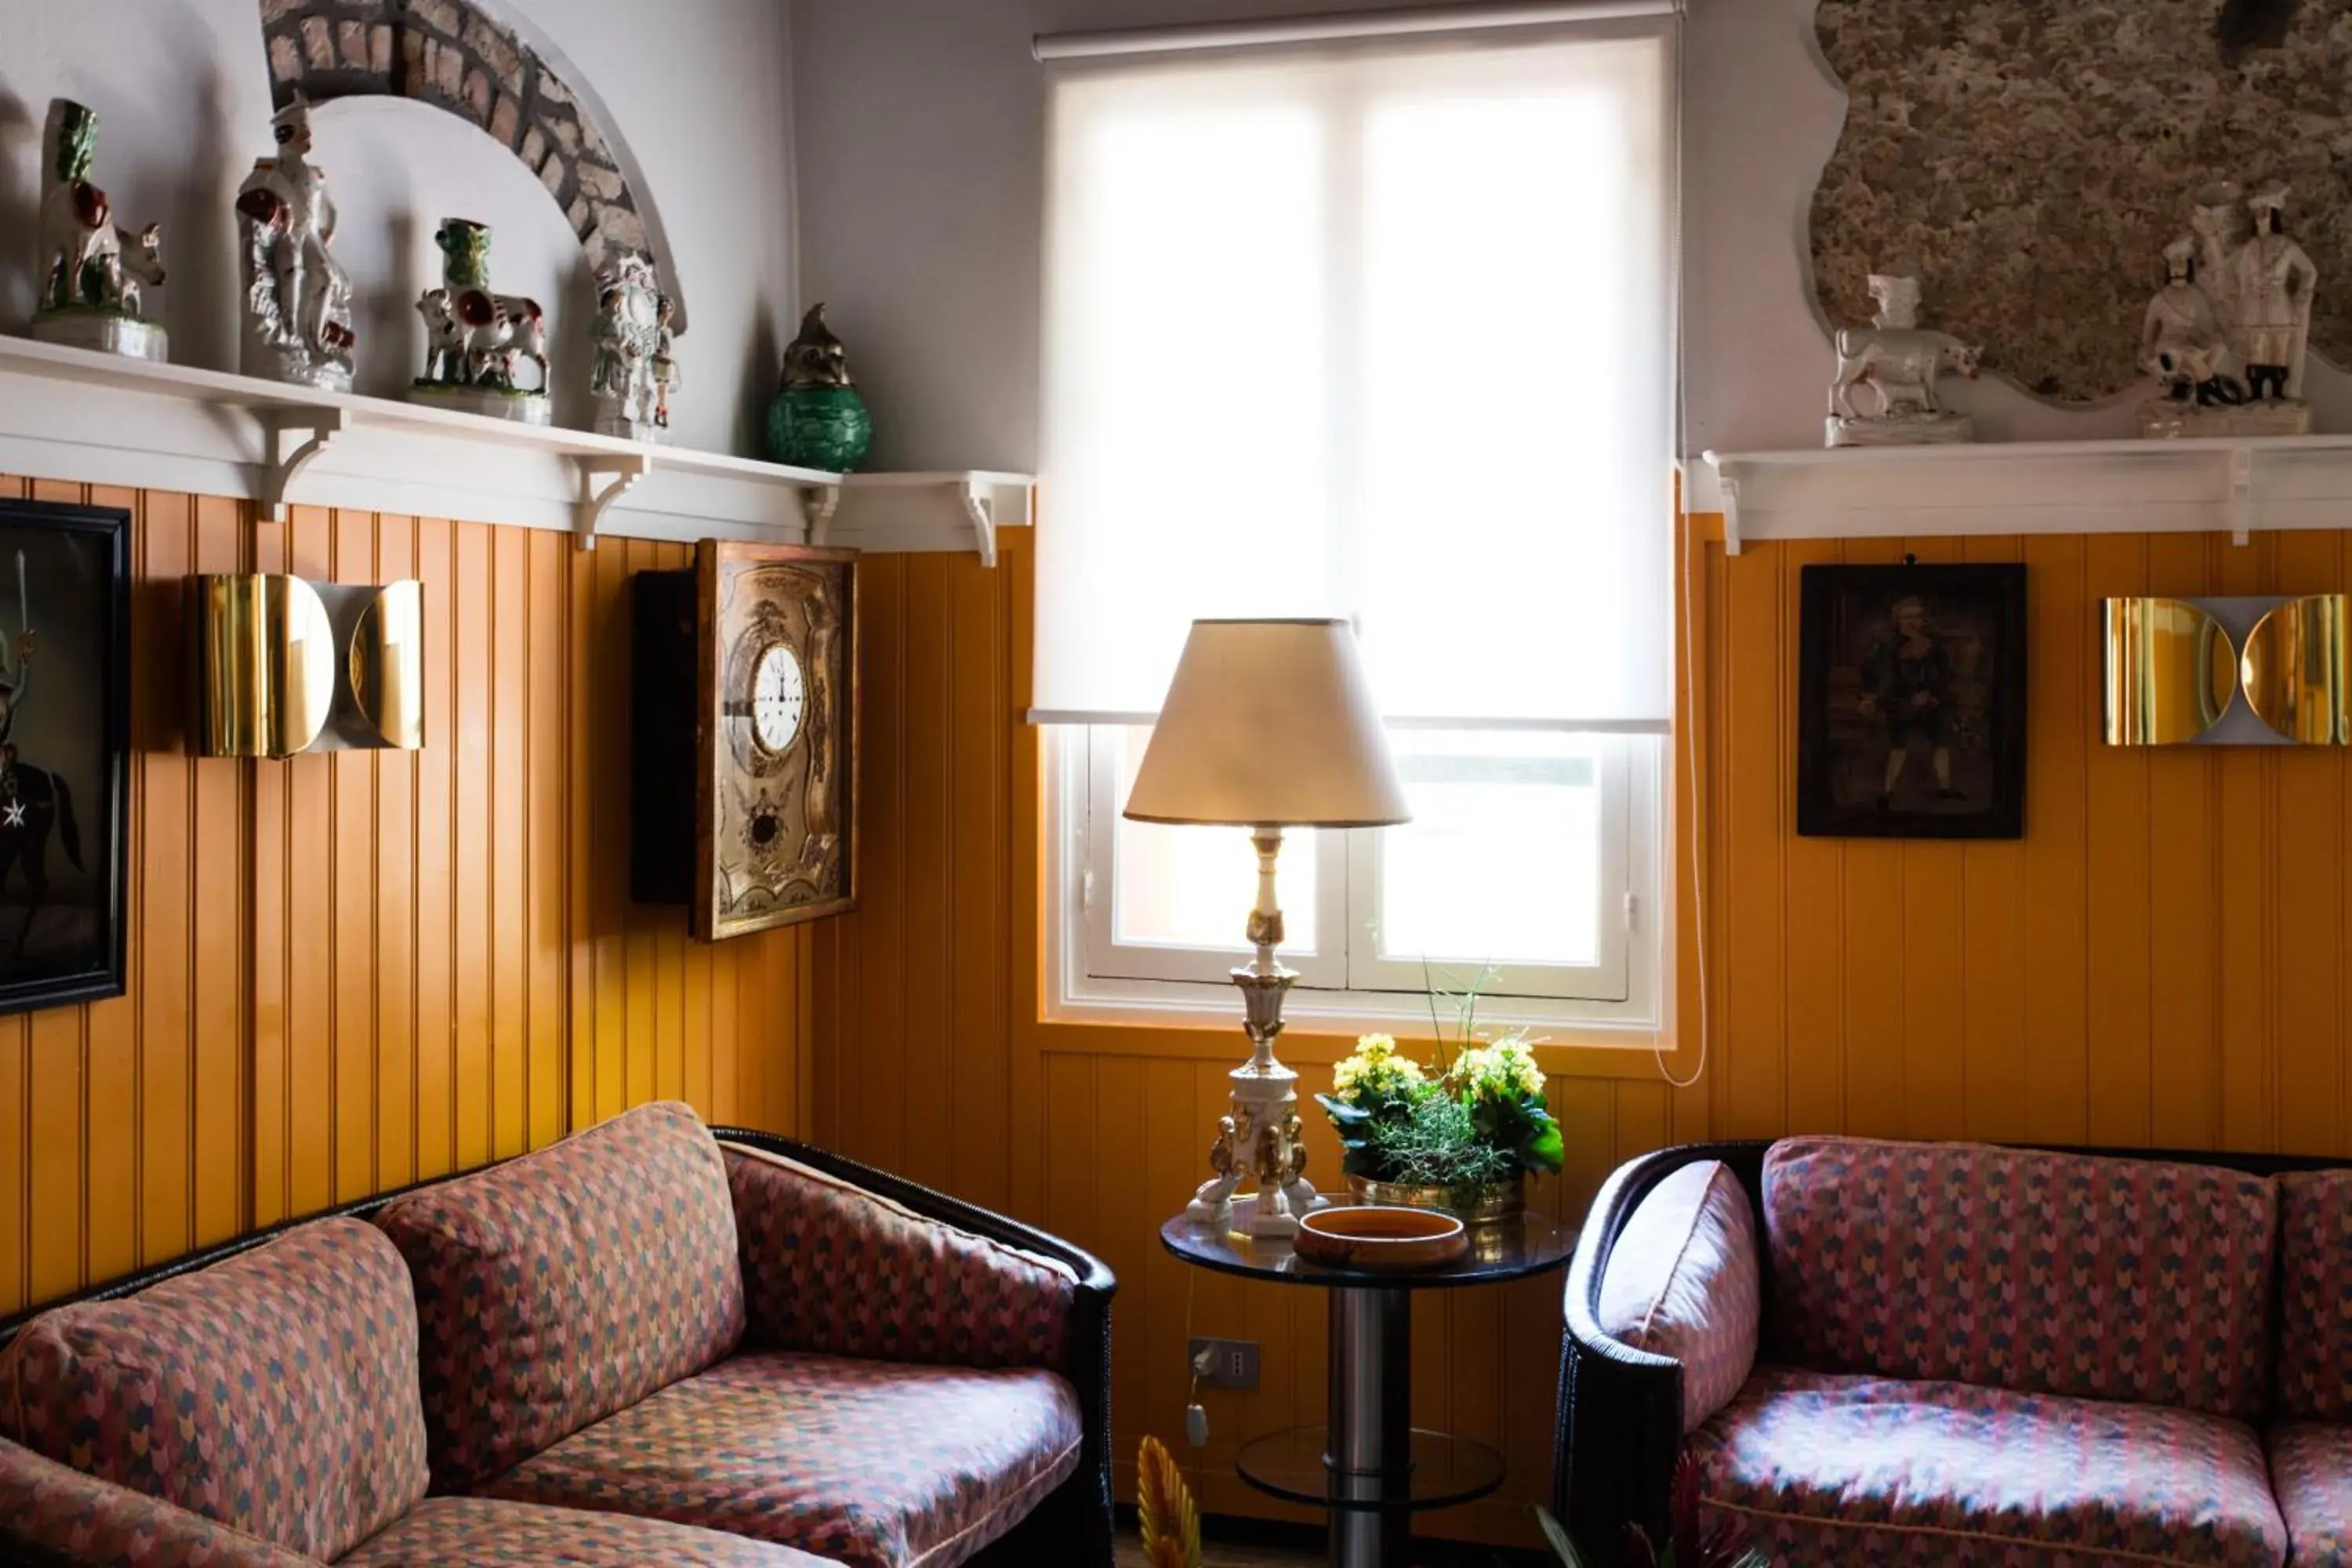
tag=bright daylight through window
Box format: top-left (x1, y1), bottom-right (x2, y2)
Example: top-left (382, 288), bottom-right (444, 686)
top-left (1036, 21), bottom-right (1675, 1033)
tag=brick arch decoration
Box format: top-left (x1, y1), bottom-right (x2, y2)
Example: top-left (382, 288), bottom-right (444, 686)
top-left (258, 0), bottom-right (684, 327)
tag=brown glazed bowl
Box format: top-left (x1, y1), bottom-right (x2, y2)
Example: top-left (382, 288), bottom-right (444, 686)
top-left (1294, 1205), bottom-right (1468, 1272)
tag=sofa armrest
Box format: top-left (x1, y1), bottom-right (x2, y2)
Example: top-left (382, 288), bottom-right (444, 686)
top-left (0, 1436), bottom-right (320, 1568)
top-left (712, 1130), bottom-right (1116, 1566)
top-left (1553, 1141), bottom-right (1772, 1557)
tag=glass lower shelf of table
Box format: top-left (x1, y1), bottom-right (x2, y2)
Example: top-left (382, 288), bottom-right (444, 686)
top-left (1232, 1425), bottom-right (1506, 1512)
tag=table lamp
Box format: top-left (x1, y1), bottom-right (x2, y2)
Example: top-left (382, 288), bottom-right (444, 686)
top-left (1124, 618), bottom-right (1410, 1239)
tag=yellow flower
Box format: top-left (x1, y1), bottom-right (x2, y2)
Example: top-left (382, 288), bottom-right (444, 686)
top-left (1453, 1034), bottom-right (1545, 1105)
top-left (1333, 1033), bottom-right (1427, 1102)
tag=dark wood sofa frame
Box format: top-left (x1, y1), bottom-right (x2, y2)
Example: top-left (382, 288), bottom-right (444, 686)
top-left (0, 1127), bottom-right (1117, 1568)
top-left (1553, 1138), bottom-right (2352, 1555)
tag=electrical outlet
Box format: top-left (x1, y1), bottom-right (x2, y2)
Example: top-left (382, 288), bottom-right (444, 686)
top-left (1188, 1336), bottom-right (1259, 1390)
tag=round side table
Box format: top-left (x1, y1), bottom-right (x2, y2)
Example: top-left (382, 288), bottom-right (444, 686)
top-left (1160, 1196), bottom-right (1575, 1568)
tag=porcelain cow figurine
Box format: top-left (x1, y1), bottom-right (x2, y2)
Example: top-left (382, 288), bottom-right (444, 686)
top-left (31, 99), bottom-right (169, 361)
top-left (1826, 273), bottom-right (1980, 448)
top-left (409, 218), bottom-right (550, 426)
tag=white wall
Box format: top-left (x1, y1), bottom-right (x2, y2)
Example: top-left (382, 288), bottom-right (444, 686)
top-left (0, 0), bottom-right (797, 455)
top-left (793, 0), bottom-right (2352, 470)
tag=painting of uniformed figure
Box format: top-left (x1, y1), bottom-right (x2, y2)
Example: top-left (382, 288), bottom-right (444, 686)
top-left (1797, 562), bottom-right (2027, 840)
top-left (0, 499), bottom-right (127, 1013)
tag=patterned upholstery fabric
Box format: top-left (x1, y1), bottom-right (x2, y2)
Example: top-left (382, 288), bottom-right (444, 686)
top-left (338, 1496), bottom-right (838, 1566)
top-left (0, 1436), bottom-right (320, 1567)
top-left (725, 1143), bottom-right (1075, 1371)
top-left (375, 1100), bottom-right (746, 1492)
top-left (2274, 1171), bottom-right (2352, 1418)
top-left (1762, 1136), bottom-right (2277, 1416)
top-left (1690, 1365), bottom-right (2286, 1568)
top-left (476, 1348), bottom-right (1085, 1568)
top-left (1596, 1158), bottom-right (1761, 1434)
top-left (2267, 1422), bottom-right (2352, 1568)
top-left (0, 1217), bottom-right (426, 1561)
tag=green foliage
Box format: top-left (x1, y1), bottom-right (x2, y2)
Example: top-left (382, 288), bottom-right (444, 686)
top-left (1363, 1093), bottom-right (1519, 1187)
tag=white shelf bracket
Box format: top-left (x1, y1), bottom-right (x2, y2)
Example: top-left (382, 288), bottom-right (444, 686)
top-left (574, 453), bottom-right (654, 550)
top-left (259, 408), bottom-right (347, 522)
top-left (960, 478), bottom-right (1000, 568)
top-left (806, 485), bottom-right (843, 548)
top-left (2227, 446), bottom-right (2254, 546)
top-left (1717, 467), bottom-right (1744, 556)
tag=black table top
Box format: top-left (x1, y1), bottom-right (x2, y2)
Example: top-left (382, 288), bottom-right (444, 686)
top-left (1160, 1196), bottom-right (1575, 1291)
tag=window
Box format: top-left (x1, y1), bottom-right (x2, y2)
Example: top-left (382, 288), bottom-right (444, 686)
top-left (1036, 21), bottom-right (1675, 1033)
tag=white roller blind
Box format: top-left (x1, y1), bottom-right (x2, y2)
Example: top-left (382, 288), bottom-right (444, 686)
top-left (1034, 27), bottom-right (1675, 728)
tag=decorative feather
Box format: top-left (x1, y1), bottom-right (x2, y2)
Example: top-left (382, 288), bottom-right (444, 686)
top-left (1137, 1436), bottom-right (1200, 1568)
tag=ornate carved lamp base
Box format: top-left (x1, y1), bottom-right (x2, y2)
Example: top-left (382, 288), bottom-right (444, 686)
top-left (1185, 830), bottom-right (1329, 1242)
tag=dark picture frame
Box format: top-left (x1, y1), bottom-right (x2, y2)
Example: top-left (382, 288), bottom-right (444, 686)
top-left (1797, 561), bottom-right (2027, 840)
top-left (0, 498), bottom-right (129, 1014)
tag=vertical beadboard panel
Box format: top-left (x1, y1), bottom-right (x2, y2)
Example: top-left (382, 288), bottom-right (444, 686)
top-left (0, 477), bottom-right (808, 1316)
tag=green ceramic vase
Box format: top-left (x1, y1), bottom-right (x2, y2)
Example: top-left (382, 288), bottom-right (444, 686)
top-left (765, 384), bottom-right (873, 473)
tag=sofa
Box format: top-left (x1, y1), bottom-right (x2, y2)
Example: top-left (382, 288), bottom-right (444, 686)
top-left (1555, 1135), bottom-right (2352, 1566)
top-left (0, 1102), bottom-right (1116, 1568)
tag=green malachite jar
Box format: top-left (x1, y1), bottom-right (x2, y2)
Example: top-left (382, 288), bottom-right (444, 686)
top-left (765, 383), bottom-right (873, 472)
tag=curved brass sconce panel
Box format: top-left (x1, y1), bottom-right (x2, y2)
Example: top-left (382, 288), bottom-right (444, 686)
top-left (349, 582), bottom-right (424, 750)
top-left (2242, 595), bottom-right (2351, 746)
top-left (2103, 597), bottom-right (2236, 746)
top-left (196, 574), bottom-right (333, 758)
top-left (194, 575), bottom-right (424, 757)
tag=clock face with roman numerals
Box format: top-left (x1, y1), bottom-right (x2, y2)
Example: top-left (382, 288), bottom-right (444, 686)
top-left (693, 542), bottom-right (858, 942)
top-left (750, 641), bottom-right (804, 753)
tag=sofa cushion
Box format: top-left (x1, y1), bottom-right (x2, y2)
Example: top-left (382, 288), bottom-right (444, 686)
top-left (338, 1496), bottom-right (838, 1566)
top-left (0, 1217), bottom-right (426, 1561)
top-left (726, 1143), bottom-right (1076, 1370)
top-left (2267, 1422), bottom-right (2352, 1568)
top-left (1762, 1136), bottom-right (2276, 1416)
top-left (474, 1348), bottom-right (1085, 1568)
top-left (375, 1100), bottom-right (746, 1492)
top-left (1597, 1158), bottom-right (1760, 1434)
top-left (2275, 1171), bottom-right (2352, 1418)
top-left (0, 1435), bottom-right (318, 1568)
top-left (1690, 1365), bottom-right (2286, 1568)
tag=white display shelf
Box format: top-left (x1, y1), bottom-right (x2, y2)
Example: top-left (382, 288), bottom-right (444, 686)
top-left (0, 336), bottom-right (1025, 559)
top-left (1697, 434), bottom-right (2352, 555)
top-left (808, 471), bottom-right (1036, 568)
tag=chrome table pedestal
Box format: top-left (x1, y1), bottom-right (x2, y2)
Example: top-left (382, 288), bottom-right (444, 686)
top-left (1161, 1199), bottom-right (1573, 1568)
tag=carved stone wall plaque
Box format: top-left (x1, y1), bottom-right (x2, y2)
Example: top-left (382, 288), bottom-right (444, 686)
top-left (1812, 1), bottom-right (2352, 403)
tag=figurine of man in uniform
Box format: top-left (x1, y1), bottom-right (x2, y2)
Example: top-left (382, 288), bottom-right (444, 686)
top-left (2142, 236), bottom-right (2242, 406)
top-left (2236, 181), bottom-right (2318, 403)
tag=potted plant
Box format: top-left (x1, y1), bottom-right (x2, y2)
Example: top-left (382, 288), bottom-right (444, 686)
top-left (1315, 971), bottom-right (1563, 1221)
top-left (1534, 1455), bottom-right (1767, 1568)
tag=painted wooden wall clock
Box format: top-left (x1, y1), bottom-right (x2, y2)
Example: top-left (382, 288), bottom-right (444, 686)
top-left (631, 541), bottom-right (858, 939)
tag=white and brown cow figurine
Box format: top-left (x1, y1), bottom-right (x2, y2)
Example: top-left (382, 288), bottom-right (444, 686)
top-left (1830, 327), bottom-right (1982, 423)
top-left (415, 219), bottom-right (548, 394)
top-left (36, 100), bottom-right (165, 320)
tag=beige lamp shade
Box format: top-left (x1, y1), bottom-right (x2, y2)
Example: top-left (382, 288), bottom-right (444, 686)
top-left (1123, 619), bottom-right (1410, 828)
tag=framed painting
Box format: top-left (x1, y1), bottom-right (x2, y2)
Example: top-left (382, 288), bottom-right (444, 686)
top-left (0, 498), bottom-right (129, 1013)
top-left (1797, 561), bottom-right (2027, 840)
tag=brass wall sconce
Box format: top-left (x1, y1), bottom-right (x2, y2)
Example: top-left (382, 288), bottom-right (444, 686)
top-left (192, 575), bottom-right (424, 757)
top-left (2104, 594), bottom-right (2350, 746)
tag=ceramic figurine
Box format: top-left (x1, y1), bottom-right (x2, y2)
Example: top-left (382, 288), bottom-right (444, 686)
top-left (31, 100), bottom-right (168, 362)
top-left (234, 96), bottom-right (356, 391)
top-left (412, 219), bottom-right (550, 426)
top-left (587, 252), bottom-right (666, 441)
top-left (2143, 180), bottom-right (2316, 437)
top-left (1826, 273), bottom-right (1981, 448)
top-left (765, 304), bottom-right (872, 471)
top-left (2140, 237), bottom-right (2242, 409)
top-left (652, 294), bottom-right (680, 433)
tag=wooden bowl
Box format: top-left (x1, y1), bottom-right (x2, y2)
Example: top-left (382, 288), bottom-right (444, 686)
top-left (1294, 1206), bottom-right (1468, 1272)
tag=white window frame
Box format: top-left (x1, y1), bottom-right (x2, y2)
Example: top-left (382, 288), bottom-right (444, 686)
top-left (1046, 724), bottom-right (1666, 1037)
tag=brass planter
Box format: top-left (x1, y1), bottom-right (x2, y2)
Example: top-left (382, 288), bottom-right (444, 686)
top-left (1347, 1172), bottom-right (1525, 1226)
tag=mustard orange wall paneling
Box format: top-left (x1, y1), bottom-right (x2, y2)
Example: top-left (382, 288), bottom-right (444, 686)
top-left (1780, 536), bottom-right (1845, 1136)
top-left (2215, 533), bottom-right (2276, 1156)
top-left (2083, 533), bottom-right (2155, 1147)
top-left (1958, 534), bottom-right (2027, 1144)
top-left (2020, 534), bottom-right (2091, 1147)
top-left (0, 474), bottom-right (807, 1319)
